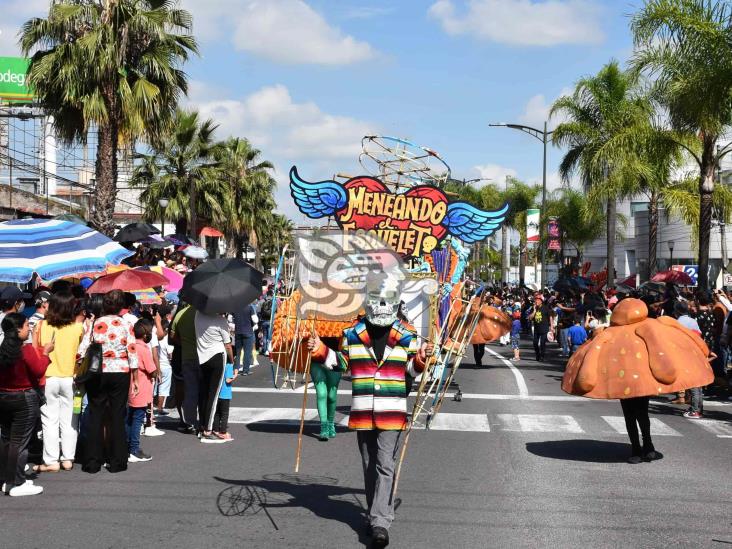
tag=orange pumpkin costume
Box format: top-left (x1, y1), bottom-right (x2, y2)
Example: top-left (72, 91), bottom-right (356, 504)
top-left (562, 298), bottom-right (714, 399)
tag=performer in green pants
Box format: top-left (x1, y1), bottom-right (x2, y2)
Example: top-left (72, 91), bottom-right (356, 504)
top-left (310, 337), bottom-right (341, 440)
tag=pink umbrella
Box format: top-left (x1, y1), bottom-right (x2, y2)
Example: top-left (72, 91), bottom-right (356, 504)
top-left (151, 265), bottom-right (184, 292)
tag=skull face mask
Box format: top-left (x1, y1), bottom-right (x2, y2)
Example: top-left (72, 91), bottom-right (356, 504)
top-left (364, 270), bottom-right (403, 327)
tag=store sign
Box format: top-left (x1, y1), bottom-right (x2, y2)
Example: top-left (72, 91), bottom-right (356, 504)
top-left (526, 208), bottom-right (540, 244)
top-left (289, 167), bottom-right (508, 257)
top-left (723, 273), bottom-right (732, 287)
top-left (0, 57), bottom-right (33, 102)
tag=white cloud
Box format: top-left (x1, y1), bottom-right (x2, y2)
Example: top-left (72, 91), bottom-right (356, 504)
top-left (518, 87), bottom-right (573, 128)
top-left (183, 0), bottom-right (376, 65)
top-left (428, 0), bottom-right (604, 46)
top-left (190, 83), bottom-right (376, 161)
top-left (188, 83), bottom-right (378, 218)
top-left (474, 163), bottom-right (518, 184)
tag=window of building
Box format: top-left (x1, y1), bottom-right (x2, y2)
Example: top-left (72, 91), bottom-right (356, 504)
top-left (630, 202), bottom-right (648, 216)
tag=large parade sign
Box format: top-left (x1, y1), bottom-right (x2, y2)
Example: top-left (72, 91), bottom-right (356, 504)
top-left (289, 166), bottom-right (508, 257)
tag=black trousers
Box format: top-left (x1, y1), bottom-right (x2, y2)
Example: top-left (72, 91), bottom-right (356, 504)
top-left (83, 372), bottom-right (130, 473)
top-left (213, 399), bottom-right (230, 433)
top-left (620, 397), bottom-right (654, 456)
top-left (199, 353), bottom-right (225, 432)
top-left (0, 389), bottom-right (40, 487)
top-left (473, 344), bottom-right (485, 365)
top-left (532, 331), bottom-right (547, 360)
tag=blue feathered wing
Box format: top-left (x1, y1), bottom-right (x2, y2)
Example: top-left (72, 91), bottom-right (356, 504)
top-left (289, 166), bottom-right (348, 219)
top-left (443, 202), bottom-right (509, 243)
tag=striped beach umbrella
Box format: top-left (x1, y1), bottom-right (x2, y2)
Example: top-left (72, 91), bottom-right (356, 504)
top-left (0, 219), bottom-right (133, 283)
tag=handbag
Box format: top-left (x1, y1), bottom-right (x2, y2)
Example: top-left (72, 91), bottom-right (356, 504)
top-left (76, 320), bottom-right (103, 384)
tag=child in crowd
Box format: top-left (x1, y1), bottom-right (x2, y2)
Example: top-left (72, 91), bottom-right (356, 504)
top-left (154, 312), bottom-right (174, 417)
top-left (510, 310), bottom-right (522, 362)
top-left (127, 319), bottom-right (156, 462)
top-left (213, 362), bottom-right (237, 441)
top-left (567, 314), bottom-right (588, 355)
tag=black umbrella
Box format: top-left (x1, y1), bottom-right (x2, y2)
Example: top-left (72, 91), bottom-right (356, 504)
top-left (114, 222), bottom-right (161, 243)
top-left (181, 258), bottom-right (264, 314)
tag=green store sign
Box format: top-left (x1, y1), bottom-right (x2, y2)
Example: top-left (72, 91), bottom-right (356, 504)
top-left (0, 57), bottom-right (33, 102)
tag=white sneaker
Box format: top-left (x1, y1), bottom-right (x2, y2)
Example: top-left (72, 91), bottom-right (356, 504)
top-left (9, 480), bottom-right (43, 497)
top-left (1, 483), bottom-right (5, 493)
top-left (142, 426), bottom-right (165, 437)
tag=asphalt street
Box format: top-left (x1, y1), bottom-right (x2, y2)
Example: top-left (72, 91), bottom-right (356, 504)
top-left (2, 335), bottom-right (731, 549)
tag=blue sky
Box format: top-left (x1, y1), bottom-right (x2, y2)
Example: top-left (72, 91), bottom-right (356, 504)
top-left (0, 0), bottom-right (642, 219)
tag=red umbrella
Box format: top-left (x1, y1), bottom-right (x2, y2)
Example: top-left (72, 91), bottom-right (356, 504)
top-left (651, 269), bottom-right (693, 285)
top-left (88, 268), bottom-right (170, 294)
top-left (617, 273), bottom-right (637, 289)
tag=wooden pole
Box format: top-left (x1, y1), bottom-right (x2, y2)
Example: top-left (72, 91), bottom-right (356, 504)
top-left (294, 352), bottom-right (311, 473)
top-left (391, 286), bottom-right (439, 502)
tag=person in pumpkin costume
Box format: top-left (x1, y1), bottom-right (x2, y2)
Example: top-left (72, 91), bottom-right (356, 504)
top-left (562, 297), bottom-right (714, 464)
top-left (307, 271), bottom-right (433, 548)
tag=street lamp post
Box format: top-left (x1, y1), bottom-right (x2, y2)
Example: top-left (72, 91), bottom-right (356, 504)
top-left (158, 198), bottom-right (169, 238)
top-left (668, 240), bottom-right (675, 269)
top-left (490, 121), bottom-right (553, 288)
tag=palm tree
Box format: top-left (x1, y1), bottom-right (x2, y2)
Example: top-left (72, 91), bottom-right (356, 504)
top-left (661, 177), bottom-right (732, 250)
top-left (132, 109), bottom-right (223, 236)
top-left (216, 137), bottom-right (277, 266)
top-left (631, 0), bottom-right (732, 289)
top-left (21, 0), bottom-right (197, 236)
top-left (259, 213), bottom-right (294, 270)
top-left (551, 61), bottom-right (651, 288)
top-left (633, 130), bottom-right (685, 277)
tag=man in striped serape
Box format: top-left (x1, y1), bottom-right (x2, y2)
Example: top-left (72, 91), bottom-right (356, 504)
top-left (308, 271), bottom-right (433, 548)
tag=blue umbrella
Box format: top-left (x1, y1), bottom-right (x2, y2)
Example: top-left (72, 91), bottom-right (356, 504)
top-left (0, 219), bottom-right (133, 283)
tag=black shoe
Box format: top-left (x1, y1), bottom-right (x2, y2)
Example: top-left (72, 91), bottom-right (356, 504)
top-left (627, 455), bottom-right (642, 464)
top-left (177, 424), bottom-right (196, 435)
top-left (371, 526), bottom-right (389, 548)
top-left (643, 450), bottom-right (663, 462)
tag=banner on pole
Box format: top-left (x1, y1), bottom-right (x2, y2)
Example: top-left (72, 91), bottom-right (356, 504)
top-left (547, 217), bottom-right (560, 251)
top-left (526, 209), bottom-right (540, 244)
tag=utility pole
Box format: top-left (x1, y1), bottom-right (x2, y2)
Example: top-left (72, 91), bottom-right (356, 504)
top-left (718, 145), bottom-right (728, 282)
top-left (489, 121), bottom-right (553, 288)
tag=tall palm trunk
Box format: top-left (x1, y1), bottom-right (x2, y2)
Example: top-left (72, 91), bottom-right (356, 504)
top-left (698, 137), bottom-right (717, 291)
top-left (648, 189), bottom-right (658, 277)
top-left (250, 228), bottom-right (261, 269)
top-left (91, 105), bottom-right (118, 236)
top-left (189, 174), bottom-right (198, 240)
top-left (606, 198), bottom-right (616, 288)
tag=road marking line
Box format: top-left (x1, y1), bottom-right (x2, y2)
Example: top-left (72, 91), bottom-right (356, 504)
top-left (601, 416), bottom-right (682, 437)
top-left (230, 387), bottom-right (731, 407)
top-left (497, 413), bottom-right (583, 433)
top-left (423, 413), bottom-right (491, 432)
top-left (691, 418), bottom-right (732, 438)
top-left (483, 347), bottom-right (529, 397)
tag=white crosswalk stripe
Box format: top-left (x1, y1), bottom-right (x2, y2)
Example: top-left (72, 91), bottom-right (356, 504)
top-left (157, 407), bottom-right (730, 440)
top-left (496, 414), bottom-right (584, 433)
top-left (692, 418), bottom-right (732, 438)
top-left (601, 416), bottom-right (682, 437)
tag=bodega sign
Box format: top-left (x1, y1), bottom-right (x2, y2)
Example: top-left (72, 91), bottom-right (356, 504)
top-left (289, 166), bottom-right (509, 257)
top-left (0, 57), bottom-right (33, 102)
